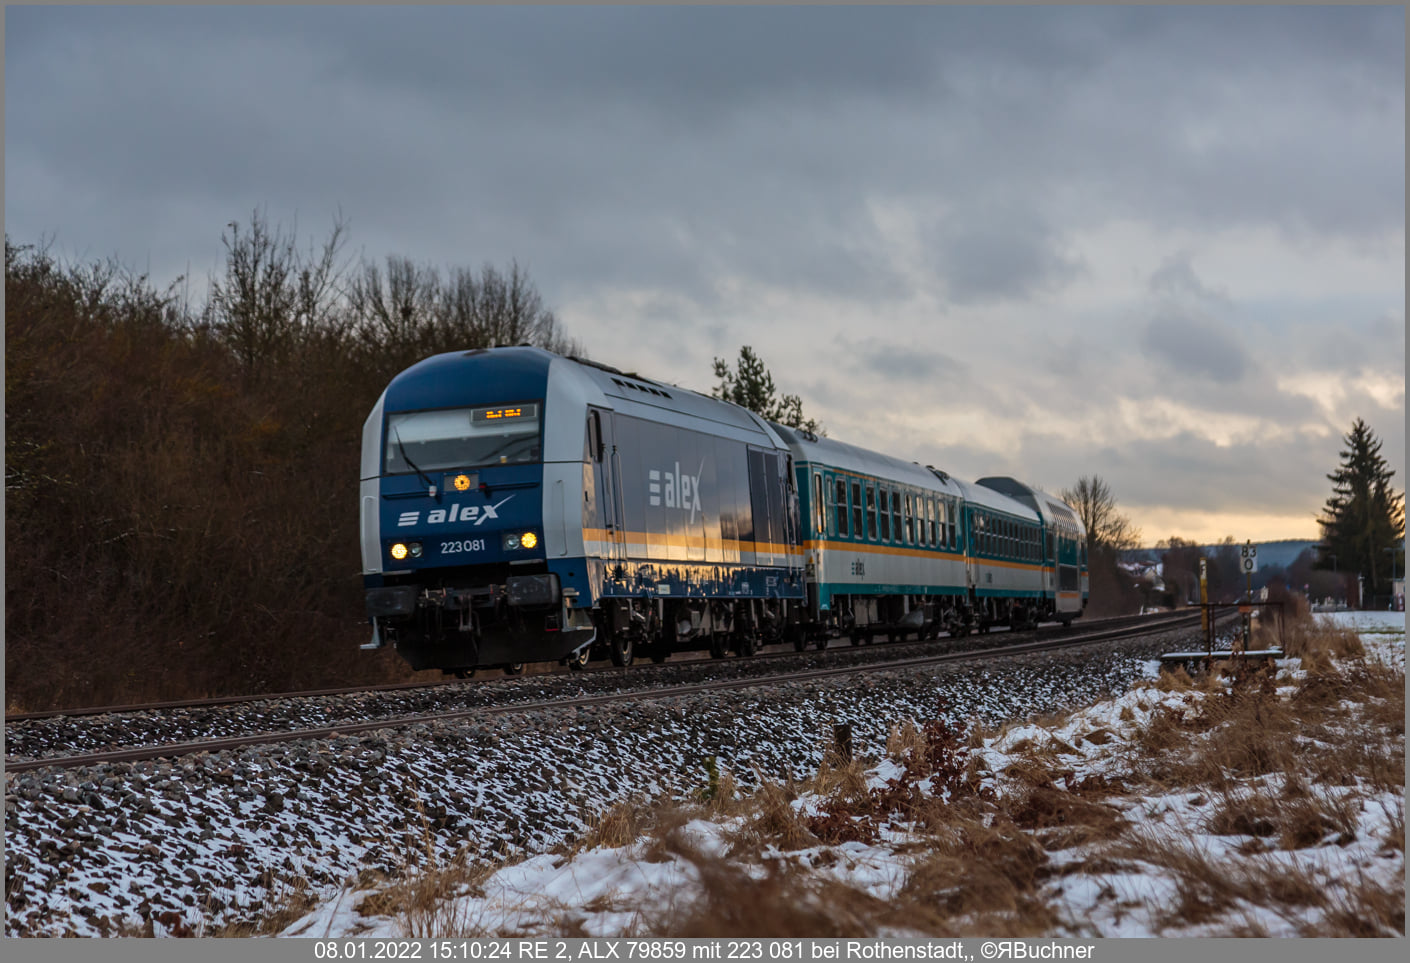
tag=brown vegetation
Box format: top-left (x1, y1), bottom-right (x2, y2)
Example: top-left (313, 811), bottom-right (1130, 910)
top-left (5, 226), bottom-right (577, 711)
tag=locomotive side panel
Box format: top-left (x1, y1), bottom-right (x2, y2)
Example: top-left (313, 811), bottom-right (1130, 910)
top-left (593, 413), bottom-right (802, 601)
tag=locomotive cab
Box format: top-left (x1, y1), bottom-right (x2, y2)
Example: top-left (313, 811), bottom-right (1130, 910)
top-left (359, 348), bottom-right (595, 673)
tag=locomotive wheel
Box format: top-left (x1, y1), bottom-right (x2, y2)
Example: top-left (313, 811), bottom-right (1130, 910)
top-left (567, 647), bottom-right (591, 671)
top-left (737, 633), bottom-right (758, 657)
top-left (610, 634), bottom-right (634, 667)
top-left (453, 668), bottom-right (473, 679)
top-left (708, 634), bottom-right (728, 659)
top-left (503, 663), bottom-right (524, 675)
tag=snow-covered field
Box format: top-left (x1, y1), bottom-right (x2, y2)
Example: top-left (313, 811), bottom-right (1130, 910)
top-left (281, 611), bottom-right (1405, 939)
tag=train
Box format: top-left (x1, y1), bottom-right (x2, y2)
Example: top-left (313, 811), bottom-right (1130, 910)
top-left (358, 346), bottom-right (1087, 675)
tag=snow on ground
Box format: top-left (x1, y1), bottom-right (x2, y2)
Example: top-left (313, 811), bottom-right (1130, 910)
top-left (6, 640), bottom-right (1171, 936)
top-left (280, 612), bottom-right (1404, 938)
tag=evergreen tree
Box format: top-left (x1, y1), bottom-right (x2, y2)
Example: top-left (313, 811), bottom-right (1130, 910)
top-left (711, 346), bottom-right (821, 433)
top-left (1318, 418), bottom-right (1405, 605)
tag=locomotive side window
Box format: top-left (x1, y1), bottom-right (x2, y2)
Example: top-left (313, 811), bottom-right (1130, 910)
top-left (879, 486), bottom-right (892, 542)
top-left (851, 481), bottom-right (863, 538)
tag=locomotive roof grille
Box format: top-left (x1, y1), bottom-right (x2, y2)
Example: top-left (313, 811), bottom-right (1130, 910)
top-left (611, 377), bottom-right (672, 399)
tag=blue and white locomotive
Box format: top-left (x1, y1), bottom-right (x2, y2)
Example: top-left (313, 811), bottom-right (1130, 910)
top-left (360, 346), bottom-right (805, 674)
top-left (359, 346), bottom-right (1086, 673)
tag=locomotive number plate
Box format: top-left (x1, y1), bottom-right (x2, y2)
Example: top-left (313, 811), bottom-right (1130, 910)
top-left (440, 539), bottom-right (487, 555)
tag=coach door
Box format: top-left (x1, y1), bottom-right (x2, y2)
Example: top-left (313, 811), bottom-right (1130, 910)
top-left (587, 407), bottom-right (625, 565)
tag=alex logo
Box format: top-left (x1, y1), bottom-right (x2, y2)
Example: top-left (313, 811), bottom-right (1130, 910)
top-left (397, 495), bottom-right (515, 527)
top-left (649, 461), bottom-right (704, 523)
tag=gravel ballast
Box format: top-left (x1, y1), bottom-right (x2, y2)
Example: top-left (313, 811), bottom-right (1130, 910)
top-left (5, 627), bottom-right (1203, 937)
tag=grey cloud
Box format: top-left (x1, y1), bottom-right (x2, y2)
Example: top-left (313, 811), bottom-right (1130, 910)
top-left (1148, 254), bottom-right (1229, 304)
top-left (928, 208), bottom-right (1085, 305)
top-left (1140, 310), bottom-right (1251, 383)
top-left (7, 5), bottom-right (1402, 307)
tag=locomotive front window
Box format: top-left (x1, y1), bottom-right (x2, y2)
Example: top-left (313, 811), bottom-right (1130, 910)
top-left (384, 403), bottom-right (542, 474)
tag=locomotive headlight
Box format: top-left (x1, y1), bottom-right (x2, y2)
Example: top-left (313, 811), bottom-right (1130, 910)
top-left (409, 542), bottom-right (423, 558)
top-left (520, 531), bottom-right (539, 550)
top-left (503, 533), bottom-right (521, 551)
top-left (390, 542), bottom-right (409, 561)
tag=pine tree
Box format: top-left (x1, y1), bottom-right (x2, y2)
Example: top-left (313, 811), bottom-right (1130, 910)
top-left (711, 346), bottom-right (821, 433)
top-left (1318, 418), bottom-right (1405, 606)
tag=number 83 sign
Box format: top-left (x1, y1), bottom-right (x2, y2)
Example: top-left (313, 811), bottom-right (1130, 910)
top-left (1241, 541), bottom-right (1258, 574)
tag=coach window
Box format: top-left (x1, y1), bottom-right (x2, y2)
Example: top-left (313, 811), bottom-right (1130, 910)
top-left (865, 485), bottom-right (878, 540)
top-left (879, 487), bottom-right (891, 541)
top-left (891, 491), bottom-right (902, 544)
top-left (834, 479), bottom-right (847, 537)
top-left (903, 493), bottom-right (913, 545)
top-left (924, 498), bottom-right (934, 547)
top-left (851, 481), bottom-right (863, 539)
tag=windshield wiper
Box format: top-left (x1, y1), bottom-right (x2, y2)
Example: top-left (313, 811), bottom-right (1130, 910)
top-left (392, 427), bottom-right (437, 493)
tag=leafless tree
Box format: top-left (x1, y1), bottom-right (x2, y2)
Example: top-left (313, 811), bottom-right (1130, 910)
top-left (353, 255), bottom-right (581, 361)
top-left (1060, 475), bottom-right (1141, 556)
top-left (206, 207), bottom-right (349, 378)
top-left (348, 254), bottom-right (442, 358)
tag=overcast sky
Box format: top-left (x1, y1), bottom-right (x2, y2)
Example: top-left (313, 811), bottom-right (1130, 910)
top-left (7, 6), bottom-right (1404, 544)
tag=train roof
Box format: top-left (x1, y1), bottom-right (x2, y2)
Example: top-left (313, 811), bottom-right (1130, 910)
top-left (564, 354), bottom-right (780, 440)
top-left (951, 477), bottom-right (1042, 523)
top-left (380, 346), bottom-right (785, 447)
top-left (976, 476), bottom-right (1084, 532)
top-left (769, 423), bottom-right (965, 497)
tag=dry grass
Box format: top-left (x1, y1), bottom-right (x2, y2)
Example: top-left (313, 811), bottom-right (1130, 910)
top-left (268, 612), bottom-right (1400, 940)
top-left (1282, 615), bottom-right (1365, 661)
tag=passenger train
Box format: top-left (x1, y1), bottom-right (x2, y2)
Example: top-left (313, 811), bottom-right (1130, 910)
top-left (359, 347), bottom-right (1087, 674)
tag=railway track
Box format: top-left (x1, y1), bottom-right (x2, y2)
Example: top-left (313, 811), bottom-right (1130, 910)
top-left (7, 611), bottom-right (1208, 773)
top-left (4, 611), bottom-right (1170, 724)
